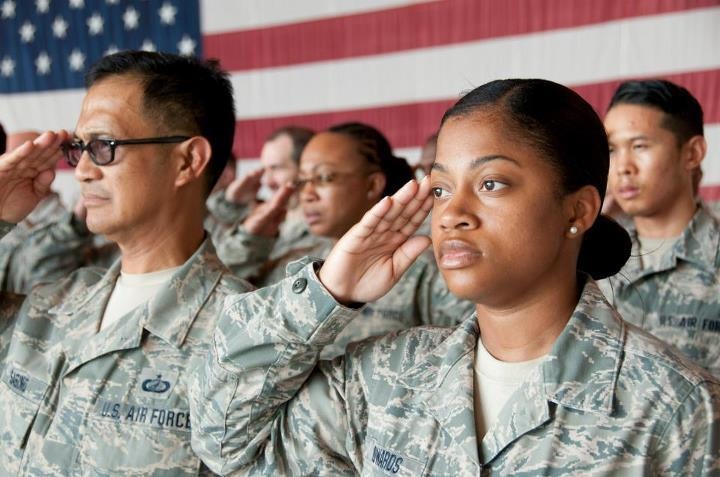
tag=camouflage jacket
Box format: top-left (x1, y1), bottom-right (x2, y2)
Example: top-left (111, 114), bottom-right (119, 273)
top-left (0, 227), bottom-right (252, 476)
top-left (217, 227), bottom-right (473, 358)
top-left (601, 206), bottom-right (720, 376)
top-left (190, 260), bottom-right (720, 476)
top-left (0, 195), bottom-right (75, 293)
top-left (214, 215), bottom-right (328, 282)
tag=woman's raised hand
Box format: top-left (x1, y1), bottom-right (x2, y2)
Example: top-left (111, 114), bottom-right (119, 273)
top-left (318, 177), bottom-right (433, 304)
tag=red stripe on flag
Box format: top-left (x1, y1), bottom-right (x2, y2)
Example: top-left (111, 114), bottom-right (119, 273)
top-left (232, 68), bottom-right (720, 158)
top-left (205, 0), bottom-right (720, 72)
top-left (700, 185), bottom-right (720, 201)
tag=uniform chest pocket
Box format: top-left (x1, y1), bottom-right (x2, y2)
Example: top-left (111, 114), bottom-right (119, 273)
top-left (0, 364), bottom-right (49, 475)
top-left (79, 400), bottom-right (200, 476)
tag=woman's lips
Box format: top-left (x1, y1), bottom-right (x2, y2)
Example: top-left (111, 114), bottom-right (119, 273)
top-left (438, 240), bottom-right (482, 269)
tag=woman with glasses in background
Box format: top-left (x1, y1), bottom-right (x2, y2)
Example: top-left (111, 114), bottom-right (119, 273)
top-left (219, 122), bottom-right (474, 358)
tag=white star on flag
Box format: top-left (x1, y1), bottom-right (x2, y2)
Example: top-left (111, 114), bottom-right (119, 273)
top-left (36, 0), bottom-right (50, 14)
top-left (87, 12), bottom-right (103, 35)
top-left (106, 0), bottom-right (119, 4)
top-left (52, 16), bottom-right (69, 38)
top-left (140, 39), bottom-right (156, 52)
top-left (69, 0), bottom-right (84, 8)
top-left (1, 0), bottom-right (15, 19)
top-left (19, 21), bottom-right (36, 43)
top-left (158, 2), bottom-right (177, 25)
top-left (177, 35), bottom-right (196, 56)
top-left (123, 6), bottom-right (139, 30)
top-left (35, 51), bottom-right (51, 75)
top-left (1, 56), bottom-right (15, 77)
top-left (68, 49), bottom-right (85, 71)
top-left (104, 45), bottom-right (120, 56)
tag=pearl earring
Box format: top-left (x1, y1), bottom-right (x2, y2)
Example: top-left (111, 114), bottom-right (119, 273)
top-left (569, 225), bottom-right (578, 235)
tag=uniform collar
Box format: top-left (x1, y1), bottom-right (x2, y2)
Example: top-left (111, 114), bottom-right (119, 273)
top-left (397, 278), bottom-right (624, 415)
top-left (622, 205), bottom-right (720, 281)
top-left (141, 238), bottom-right (225, 348)
top-left (51, 238), bottom-right (225, 349)
top-left (539, 279), bottom-right (624, 415)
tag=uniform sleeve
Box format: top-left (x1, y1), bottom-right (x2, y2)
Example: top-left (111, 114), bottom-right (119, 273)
top-left (189, 260), bottom-right (364, 475)
top-left (206, 192), bottom-right (251, 225)
top-left (5, 211), bottom-right (94, 293)
top-left (651, 381), bottom-right (720, 475)
top-left (214, 226), bottom-right (277, 281)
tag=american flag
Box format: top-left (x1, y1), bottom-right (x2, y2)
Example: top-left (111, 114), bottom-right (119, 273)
top-left (0, 0), bottom-right (719, 205)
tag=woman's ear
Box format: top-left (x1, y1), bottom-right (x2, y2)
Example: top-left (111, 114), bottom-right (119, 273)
top-left (367, 171), bottom-right (387, 201)
top-left (174, 136), bottom-right (212, 188)
top-left (563, 185), bottom-right (601, 238)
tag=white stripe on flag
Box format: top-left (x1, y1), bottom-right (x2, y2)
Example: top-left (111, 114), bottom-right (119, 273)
top-left (227, 7), bottom-right (720, 119)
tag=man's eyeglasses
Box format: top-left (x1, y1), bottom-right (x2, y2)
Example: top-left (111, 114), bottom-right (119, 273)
top-left (62, 136), bottom-right (190, 167)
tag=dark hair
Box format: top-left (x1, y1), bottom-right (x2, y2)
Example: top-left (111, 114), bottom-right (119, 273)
top-left (86, 51), bottom-right (235, 194)
top-left (441, 79), bottom-right (631, 279)
top-left (267, 126), bottom-right (315, 165)
top-left (0, 122), bottom-right (6, 154)
top-left (327, 122), bottom-right (413, 197)
top-left (608, 79), bottom-right (704, 145)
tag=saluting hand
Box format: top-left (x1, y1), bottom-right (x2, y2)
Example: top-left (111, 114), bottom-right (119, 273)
top-left (0, 130), bottom-right (69, 224)
top-left (243, 183), bottom-right (295, 237)
top-left (225, 167), bottom-right (264, 205)
top-left (319, 177), bottom-right (433, 305)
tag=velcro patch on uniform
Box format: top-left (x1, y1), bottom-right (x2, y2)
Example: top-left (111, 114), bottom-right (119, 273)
top-left (2, 363), bottom-right (48, 403)
top-left (365, 438), bottom-right (425, 475)
top-left (94, 399), bottom-right (191, 432)
top-left (137, 367), bottom-right (178, 399)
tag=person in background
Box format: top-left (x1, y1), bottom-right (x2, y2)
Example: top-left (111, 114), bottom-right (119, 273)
top-left (207, 125), bottom-right (314, 224)
top-left (219, 121), bottom-right (474, 358)
top-left (601, 79), bottom-right (720, 376)
top-left (190, 79), bottom-right (720, 476)
top-left (0, 50), bottom-right (250, 475)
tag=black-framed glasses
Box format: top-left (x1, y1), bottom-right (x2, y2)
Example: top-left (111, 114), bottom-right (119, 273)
top-left (62, 135), bottom-right (190, 167)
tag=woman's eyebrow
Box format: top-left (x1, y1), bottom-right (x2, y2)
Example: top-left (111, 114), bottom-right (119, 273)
top-left (469, 155), bottom-right (520, 169)
top-left (431, 155), bottom-right (520, 173)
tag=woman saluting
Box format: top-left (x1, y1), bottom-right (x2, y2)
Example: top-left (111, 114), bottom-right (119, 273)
top-left (190, 79), bottom-right (720, 475)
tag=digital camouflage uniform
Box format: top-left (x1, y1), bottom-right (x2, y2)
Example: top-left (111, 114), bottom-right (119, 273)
top-left (0, 223), bottom-right (252, 476)
top-left (0, 194), bottom-right (77, 293)
top-left (215, 222), bottom-right (473, 359)
top-left (601, 206), bottom-right (720, 376)
top-left (190, 259), bottom-right (720, 476)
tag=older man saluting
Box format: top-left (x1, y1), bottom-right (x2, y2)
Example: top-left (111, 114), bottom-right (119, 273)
top-left (0, 51), bottom-right (250, 476)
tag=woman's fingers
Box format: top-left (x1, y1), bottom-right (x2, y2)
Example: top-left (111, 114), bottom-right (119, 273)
top-left (392, 235), bottom-right (432, 276)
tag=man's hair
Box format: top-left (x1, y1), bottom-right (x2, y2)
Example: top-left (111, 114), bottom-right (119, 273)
top-left (608, 79), bottom-right (704, 145)
top-left (267, 126), bottom-right (315, 165)
top-left (0, 122), bottom-right (6, 154)
top-left (86, 51), bottom-right (235, 194)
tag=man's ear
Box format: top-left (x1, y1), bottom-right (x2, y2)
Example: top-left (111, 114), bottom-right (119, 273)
top-left (682, 135), bottom-right (706, 171)
top-left (174, 136), bottom-right (212, 188)
top-left (366, 171), bottom-right (387, 202)
top-left (563, 185), bottom-right (601, 238)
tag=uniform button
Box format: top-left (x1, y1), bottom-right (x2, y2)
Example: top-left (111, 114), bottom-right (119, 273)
top-left (292, 278), bottom-right (307, 294)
